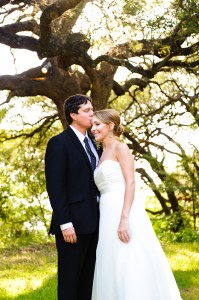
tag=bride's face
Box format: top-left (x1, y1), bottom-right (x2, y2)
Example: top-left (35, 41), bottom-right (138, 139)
top-left (91, 116), bottom-right (113, 142)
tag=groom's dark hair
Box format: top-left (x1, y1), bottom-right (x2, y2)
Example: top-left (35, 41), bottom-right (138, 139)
top-left (64, 94), bottom-right (92, 125)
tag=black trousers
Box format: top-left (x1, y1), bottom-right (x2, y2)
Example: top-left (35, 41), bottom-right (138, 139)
top-left (55, 231), bottom-right (98, 300)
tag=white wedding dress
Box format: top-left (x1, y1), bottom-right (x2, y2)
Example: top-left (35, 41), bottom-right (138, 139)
top-left (92, 160), bottom-right (182, 300)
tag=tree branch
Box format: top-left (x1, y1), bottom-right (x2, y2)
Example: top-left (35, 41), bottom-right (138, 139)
top-left (39, 0), bottom-right (82, 53)
top-left (0, 114), bottom-right (59, 142)
top-left (136, 167), bottom-right (170, 214)
top-left (2, 20), bottom-right (40, 36)
top-left (0, 27), bottom-right (38, 51)
top-left (93, 55), bottom-right (153, 78)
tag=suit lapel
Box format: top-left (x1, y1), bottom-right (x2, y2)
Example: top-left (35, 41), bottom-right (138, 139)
top-left (66, 126), bottom-right (92, 170)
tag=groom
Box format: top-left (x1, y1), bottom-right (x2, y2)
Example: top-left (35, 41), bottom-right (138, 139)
top-left (45, 94), bottom-right (101, 300)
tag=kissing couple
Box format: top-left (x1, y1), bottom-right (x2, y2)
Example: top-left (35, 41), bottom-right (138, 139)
top-left (45, 94), bottom-right (182, 300)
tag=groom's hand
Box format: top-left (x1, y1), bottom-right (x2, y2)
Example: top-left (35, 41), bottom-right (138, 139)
top-left (62, 227), bottom-right (77, 244)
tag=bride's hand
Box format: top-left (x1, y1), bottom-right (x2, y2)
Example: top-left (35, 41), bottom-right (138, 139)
top-left (117, 218), bottom-right (131, 243)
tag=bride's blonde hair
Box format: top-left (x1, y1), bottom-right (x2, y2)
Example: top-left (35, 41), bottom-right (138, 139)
top-left (93, 109), bottom-right (124, 137)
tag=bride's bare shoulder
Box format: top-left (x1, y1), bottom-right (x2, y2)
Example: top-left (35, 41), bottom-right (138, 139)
top-left (115, 142), bottom-right (134, 165)
top-left (114, 141), bottom-right (130, 157)
top-left (115, 141), bottom-right (129, 151)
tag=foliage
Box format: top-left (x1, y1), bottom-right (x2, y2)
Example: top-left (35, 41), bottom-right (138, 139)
top-left (0, 0), bottom-right (199, 233)
top-left (0, 139), bottom-right (51, 245)
top-left (0, 98), bottom-right (61, 244)
top-left (151, 212), bottom-right (199, 243)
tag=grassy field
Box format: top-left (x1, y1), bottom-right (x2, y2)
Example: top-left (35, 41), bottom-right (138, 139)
top-left (162, 242), bottom-right (199, 300)
top-left (0, 241), bottom-right (198, 299)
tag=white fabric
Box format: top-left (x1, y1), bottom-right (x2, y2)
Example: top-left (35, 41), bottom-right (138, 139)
top-left (70, 125), bottom-right (98, 163)
top-left (60, 222), bottom-right (73, 230)
top-left (92, 160), bottom-right (182, 300)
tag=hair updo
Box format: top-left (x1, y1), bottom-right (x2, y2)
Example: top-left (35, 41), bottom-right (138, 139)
top-left (93, 109), bottom-right (124, 137)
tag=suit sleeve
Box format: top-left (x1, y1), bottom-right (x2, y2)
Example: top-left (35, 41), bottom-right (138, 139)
top-left (45, 137), bottom-right (72, 225)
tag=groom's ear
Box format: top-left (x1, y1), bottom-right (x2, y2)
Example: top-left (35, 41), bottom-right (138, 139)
top-left (70, 112), bottom-right (77, 121)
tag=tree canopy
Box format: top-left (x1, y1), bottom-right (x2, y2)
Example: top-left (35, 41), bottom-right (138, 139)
top-left (0, 0), bottom-right (198, 236)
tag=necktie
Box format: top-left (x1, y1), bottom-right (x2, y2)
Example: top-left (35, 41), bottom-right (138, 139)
top-left (84, 137), bottom-right (96, 171)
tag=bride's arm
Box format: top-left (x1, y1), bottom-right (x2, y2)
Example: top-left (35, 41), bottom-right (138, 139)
top-left (116, 142), bottom-right (135, 243)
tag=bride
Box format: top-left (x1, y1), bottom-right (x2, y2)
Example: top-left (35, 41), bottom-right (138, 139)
top-left (91, 109), bottom-right (182, 300)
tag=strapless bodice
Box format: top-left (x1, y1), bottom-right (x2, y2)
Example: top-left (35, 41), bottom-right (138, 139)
top-left (94, 160), bottom-right (125, 194)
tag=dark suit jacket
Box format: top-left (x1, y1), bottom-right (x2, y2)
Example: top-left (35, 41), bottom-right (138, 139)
top-left (45, 126), bottom-right (101, 235)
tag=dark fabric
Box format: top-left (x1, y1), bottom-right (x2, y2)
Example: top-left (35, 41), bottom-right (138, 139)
top-left (55, 231), bottom-right (98, 300)
top-left (45, 127), bottom-right (101, 235)
top-left (45, 126), bottom-right (102, 300)
top-left (84, 137), bottom-right (96, 171)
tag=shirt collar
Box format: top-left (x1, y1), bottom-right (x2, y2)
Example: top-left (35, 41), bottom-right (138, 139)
top-left (70, 125), bottom-right (88, 144)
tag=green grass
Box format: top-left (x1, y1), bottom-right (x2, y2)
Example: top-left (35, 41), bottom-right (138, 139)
top-left (161, 242), bottom-right (199, 300)
top-left (0, 241), bottom-right (198, 299)
top-left (0, 243), bottom-right (57, 300)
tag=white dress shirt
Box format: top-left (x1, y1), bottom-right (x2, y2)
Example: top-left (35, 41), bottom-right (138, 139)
top-left (60, 125), bottom-right (99, 231)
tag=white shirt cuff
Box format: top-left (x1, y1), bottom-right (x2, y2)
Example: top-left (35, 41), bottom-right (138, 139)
top-left (60, 222), bottom-right (73, 231)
